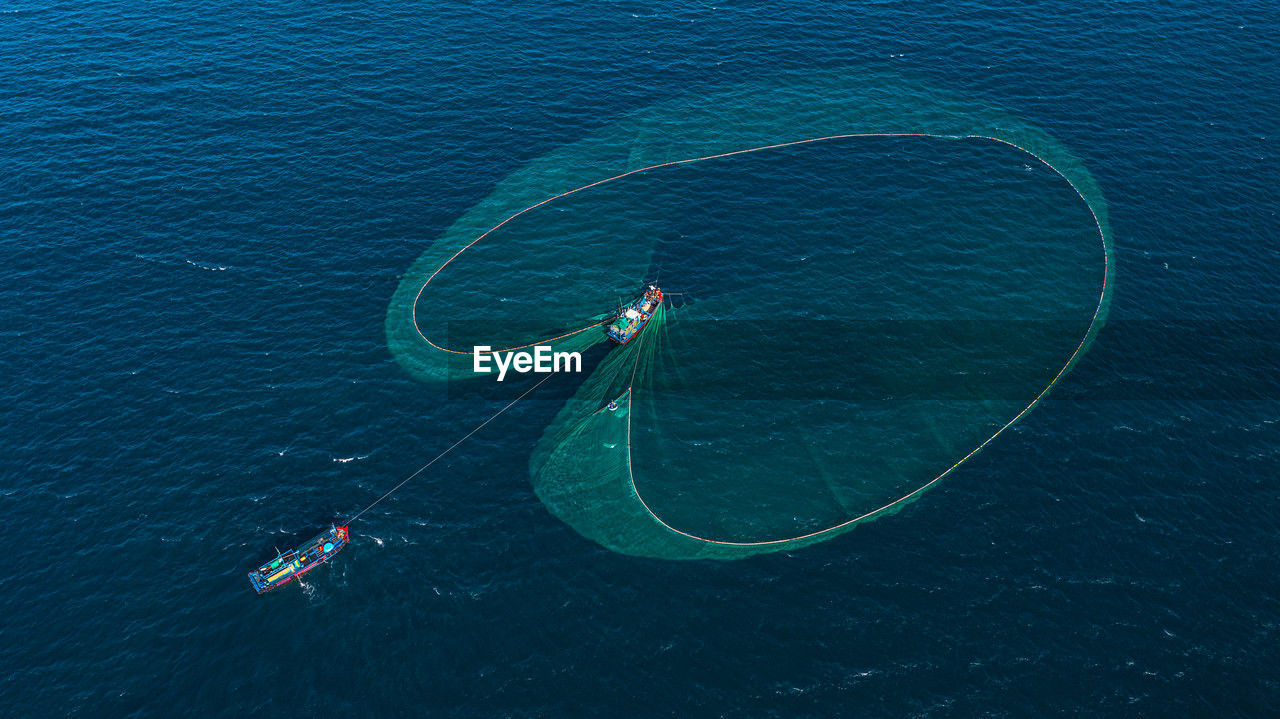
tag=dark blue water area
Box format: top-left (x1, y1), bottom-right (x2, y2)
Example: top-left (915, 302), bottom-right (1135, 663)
top-left (3, 1), bottom-right (1279, 716)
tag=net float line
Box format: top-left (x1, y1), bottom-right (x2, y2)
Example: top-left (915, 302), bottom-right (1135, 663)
top-left (612, 134), bottom-right (1112, 547)
top-left (412, 132), bottom-right (976, 356)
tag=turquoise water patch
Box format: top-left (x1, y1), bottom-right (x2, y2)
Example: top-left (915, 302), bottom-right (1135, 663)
top-left (386, 73), bottom-right (1113, 558)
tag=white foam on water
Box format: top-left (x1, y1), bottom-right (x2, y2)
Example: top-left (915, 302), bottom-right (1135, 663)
top-left (134, 252), bottom-right (231, 271)
top-left (184, 259), bottom-right (230, 271)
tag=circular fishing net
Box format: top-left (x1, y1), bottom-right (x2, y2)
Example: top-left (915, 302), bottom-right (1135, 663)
top-left (386, 71), bottom-right (1114, 559)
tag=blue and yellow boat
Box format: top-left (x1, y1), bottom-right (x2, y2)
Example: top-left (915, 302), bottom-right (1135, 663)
top-left (606, 285), bottom-right (662, 344)
top-left (248, 525), bottom-right (349, 594)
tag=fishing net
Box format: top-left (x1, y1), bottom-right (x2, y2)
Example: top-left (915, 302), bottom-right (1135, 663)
top-left (386, 71), bottom-right (1114, 559)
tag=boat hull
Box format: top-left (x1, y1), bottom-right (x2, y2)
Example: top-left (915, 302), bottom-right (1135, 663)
top-left (249, 525), bottom-right (349, 594)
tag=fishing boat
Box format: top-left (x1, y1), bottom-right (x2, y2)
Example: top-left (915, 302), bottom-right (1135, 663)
top-left (606, 285), bottom-right (662, 344)
top-left (248, 524), bottom-right (349, 594)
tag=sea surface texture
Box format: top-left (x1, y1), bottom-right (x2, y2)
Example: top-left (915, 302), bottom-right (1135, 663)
top-left (3, 1), bottom-right (1278, 716)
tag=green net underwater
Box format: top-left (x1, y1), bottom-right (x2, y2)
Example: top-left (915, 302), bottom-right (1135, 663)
top-left (386, 71), bottom-right (1114, 559)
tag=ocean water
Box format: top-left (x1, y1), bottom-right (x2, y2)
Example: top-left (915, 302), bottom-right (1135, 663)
top-left (4, 1), bottom-right (1279, 716)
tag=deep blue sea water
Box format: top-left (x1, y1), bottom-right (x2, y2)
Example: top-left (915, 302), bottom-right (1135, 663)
top-left (4, 1), bottom-right (1279, 716)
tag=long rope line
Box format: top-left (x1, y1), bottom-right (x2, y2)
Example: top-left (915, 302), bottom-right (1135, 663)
top-left (345, 372), bottom-right (556, 524)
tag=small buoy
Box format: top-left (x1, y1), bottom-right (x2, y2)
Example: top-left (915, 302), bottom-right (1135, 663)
top-left (607, 401), bottom-right (619, 412)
